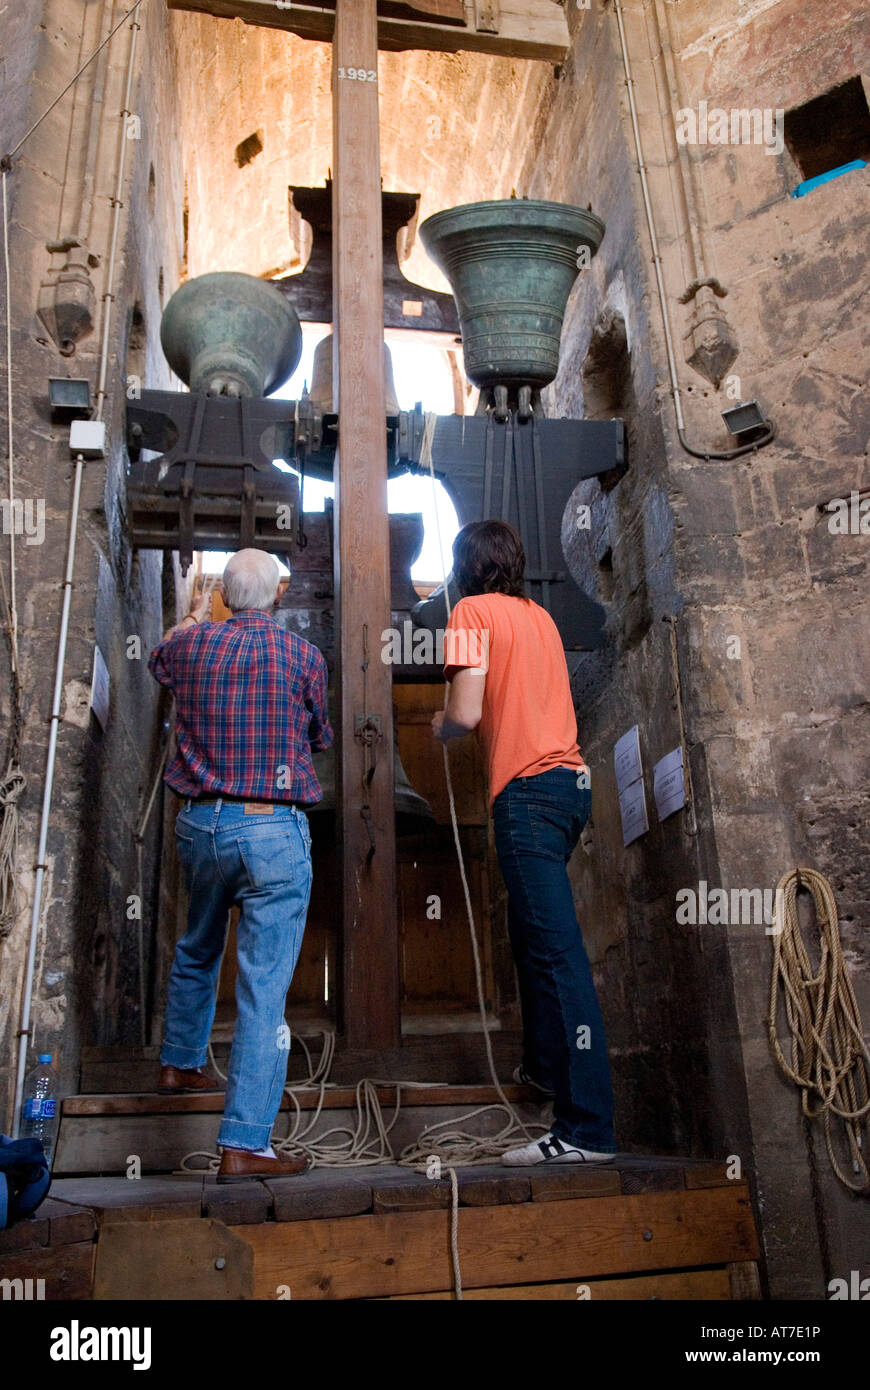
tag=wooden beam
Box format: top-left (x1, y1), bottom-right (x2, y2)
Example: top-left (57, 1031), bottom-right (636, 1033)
top-left (62, 1084), bottom-right (532, 1116)
top-left (166, 0), bottom-right (570, 63)
top-left (94, 1219), bottom-right (253, 1300)
top-left (235, 1185), bottom-right (761, 1299)
top-left (332, 0), bottom-right (400, 1050)
top-left (383, 1268), bottom-right (736, 1299)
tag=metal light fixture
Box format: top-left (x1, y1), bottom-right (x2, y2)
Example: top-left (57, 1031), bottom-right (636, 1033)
top-left (48, 377), bottom-right (91, 419)
top-left (722, 400), bottom-right (766, 437)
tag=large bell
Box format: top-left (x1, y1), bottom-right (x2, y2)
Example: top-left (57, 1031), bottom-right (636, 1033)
top-left (419, 199), bottom-right (605, 394)
top-left (309, 333), bottom-right (400, 416)
top-left (309, 695), bottom-right (436, 838)
top-left (160, 271), bottom-right (303, 397)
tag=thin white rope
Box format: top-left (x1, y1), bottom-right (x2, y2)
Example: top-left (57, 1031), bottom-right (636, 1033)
top-left (448, 1166), bottom-right (462, 1300)
top-left (413, 409), bottom-right (533, 1144)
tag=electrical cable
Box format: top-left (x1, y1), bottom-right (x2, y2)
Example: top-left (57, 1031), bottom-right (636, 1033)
top-left (1, 1), bottom-right (145, 170)
top-left (0, 168), bottom-right (25, 942)
top-left (612, 0), bottom-right (776, 461)
top-left (10, 8), bottom-right (143, 1134)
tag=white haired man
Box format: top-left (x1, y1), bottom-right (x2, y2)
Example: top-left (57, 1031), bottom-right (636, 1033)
top-left (148, 548), bottom-right (332, 1181)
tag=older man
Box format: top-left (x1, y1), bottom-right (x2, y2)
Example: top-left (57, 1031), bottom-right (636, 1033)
top-left (148, 548), bottom-right (332, 1182)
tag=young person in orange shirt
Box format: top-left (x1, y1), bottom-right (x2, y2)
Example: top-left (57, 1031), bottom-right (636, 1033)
top-left (432, 520), bottom-right (616, 1164)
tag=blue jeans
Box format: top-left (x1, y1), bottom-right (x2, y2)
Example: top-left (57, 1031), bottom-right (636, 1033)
top-left (492, 767), bottom-right (616, 1152)
top-left (160, 798), bottom-right (313, 1152)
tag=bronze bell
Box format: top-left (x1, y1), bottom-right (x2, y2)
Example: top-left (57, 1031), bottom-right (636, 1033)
top-left (160, 270), bottom-right (303, 397)
top-left (309, 333), bottom-right (401, 416)
top-left (309, 693), bottom-right (435, 837)
top-left (419, 198), bottom-right (605, 398)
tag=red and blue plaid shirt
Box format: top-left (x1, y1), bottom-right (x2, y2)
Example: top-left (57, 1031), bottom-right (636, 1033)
top-left (148, 610), bottom-right (332, 805)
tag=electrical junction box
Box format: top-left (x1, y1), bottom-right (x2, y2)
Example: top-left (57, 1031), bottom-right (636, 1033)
top-left (69, 419), bottom-right (107, 458)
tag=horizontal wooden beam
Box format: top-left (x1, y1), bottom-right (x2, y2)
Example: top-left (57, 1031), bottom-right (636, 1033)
top-left (383, 1267), bottom-right (736, 1300)
top-left (167, 0), bottom-right (570, 62)
top-left (62, 1084), bottom-right (532, 1116)
top-left (236, 1184), bottom-right (760, 1298)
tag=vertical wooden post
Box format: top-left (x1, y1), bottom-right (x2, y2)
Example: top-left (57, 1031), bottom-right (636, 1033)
top-left (331, 0), bottom-right (400, 1049)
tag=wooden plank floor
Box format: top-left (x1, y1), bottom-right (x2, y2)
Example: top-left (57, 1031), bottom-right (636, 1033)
top-left (44, 1156), bottom-right (737, 1219)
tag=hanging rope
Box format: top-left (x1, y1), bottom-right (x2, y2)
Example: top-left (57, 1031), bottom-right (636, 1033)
top-left (768, 867), bottom-right (870, 1193)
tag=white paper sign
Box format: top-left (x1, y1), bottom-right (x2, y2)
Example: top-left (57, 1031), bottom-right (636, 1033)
top-left (613, 725), bottom-right (643, 792)
top-left (90, 645), bottom-right (110, 730)
top-left (654, 747), bottom-right (686, 821)
top-left (618, 777), bottom-right (649, 846)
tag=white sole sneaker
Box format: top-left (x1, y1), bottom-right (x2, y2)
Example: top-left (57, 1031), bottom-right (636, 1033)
top-left (502, 1132), bottom-right (616, 1166)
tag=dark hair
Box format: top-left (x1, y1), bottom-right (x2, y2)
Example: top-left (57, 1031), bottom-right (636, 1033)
top-left (452, 520), bottom-right (528, 600)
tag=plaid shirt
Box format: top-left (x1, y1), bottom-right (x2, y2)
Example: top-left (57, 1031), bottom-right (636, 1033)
top-left (148, 610), bottom-right (332, 805)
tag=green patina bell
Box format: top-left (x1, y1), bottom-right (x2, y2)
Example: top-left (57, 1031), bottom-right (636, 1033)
top-left (160, 271), bottom-right (303, 397)
top-left (419, 199), bottom-right (605, 395)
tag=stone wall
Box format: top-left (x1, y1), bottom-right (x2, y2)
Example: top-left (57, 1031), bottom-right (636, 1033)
top-left (0, 0), bottom-right (186, 1125)
top-left (514, 0), bottom-right (870, 1297)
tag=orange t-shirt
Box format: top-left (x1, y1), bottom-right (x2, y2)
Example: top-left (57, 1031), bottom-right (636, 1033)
top-left (442, 592), bottom-right (587, 805)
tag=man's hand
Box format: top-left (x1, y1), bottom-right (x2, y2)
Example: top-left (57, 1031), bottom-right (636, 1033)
top-left (189, 592), bottom-right (212, 624)
top-left (431, 709), bottom-right (448, 742)
top-left (162, 591), bottom-right (212, 641)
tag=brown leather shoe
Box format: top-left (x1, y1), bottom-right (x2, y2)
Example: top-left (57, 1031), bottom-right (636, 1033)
top-left (158, 1064), bottom-right (223, 1093)
top-left (217, 1147), bottom-right (311, 1183)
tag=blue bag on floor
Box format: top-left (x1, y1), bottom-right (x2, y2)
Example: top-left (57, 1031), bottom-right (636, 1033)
top-left (0, 1135), bottom-right (51, 1229)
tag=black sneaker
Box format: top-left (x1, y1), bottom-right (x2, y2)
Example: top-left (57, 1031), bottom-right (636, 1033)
top-left (512, 1064), bottom-right (555, 1098)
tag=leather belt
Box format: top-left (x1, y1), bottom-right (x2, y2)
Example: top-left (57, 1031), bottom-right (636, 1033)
top-left (191, 793), bottom-right (296, 814)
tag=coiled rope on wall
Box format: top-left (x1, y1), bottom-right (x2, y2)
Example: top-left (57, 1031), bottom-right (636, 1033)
top-left (768, 868), bottom-right (870, 1194)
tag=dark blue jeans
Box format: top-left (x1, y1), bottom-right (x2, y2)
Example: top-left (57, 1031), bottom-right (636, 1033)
top-left (493, 767), bottom-right (616, 1152)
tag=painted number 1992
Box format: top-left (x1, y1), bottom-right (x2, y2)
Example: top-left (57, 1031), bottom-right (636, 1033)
top-left (337, 67), bottom-right (377, 82)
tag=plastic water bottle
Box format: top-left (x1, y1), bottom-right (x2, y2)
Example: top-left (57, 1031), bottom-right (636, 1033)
top-left (21, 1054), bottom-right (59, 1167)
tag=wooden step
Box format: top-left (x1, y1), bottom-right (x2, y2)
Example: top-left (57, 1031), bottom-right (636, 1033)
top-left (79, 1031), bottom-right (525, 1093)
top-left (53, 1084), bottom-right (548, 1176)
top-left (26, 1162), bottom-right (760, 1300)
top-left (62, 1083), bottom-right (534, 1116)
top-left (237, 1185), bottom-right (759, 1300)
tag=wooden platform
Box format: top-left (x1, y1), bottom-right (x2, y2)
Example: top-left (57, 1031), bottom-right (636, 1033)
top-left (53, 1083), bottom-right (546, 1175)
top-left (0, 1158), bottom-right (762, 1301)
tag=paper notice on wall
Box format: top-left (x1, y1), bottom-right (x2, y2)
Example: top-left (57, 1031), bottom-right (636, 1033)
top-left (613, 725), bottom-right (643, 792)
top-left (654, 747), bottom-right (686, 821)
top-left (90, 645), bottom-right (110, 730)
top-left (618, 776), bottom-right (648, 847)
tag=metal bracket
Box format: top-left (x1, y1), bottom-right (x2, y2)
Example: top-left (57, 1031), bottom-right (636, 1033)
top-left (354, 713), bottom-right (383, 745)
